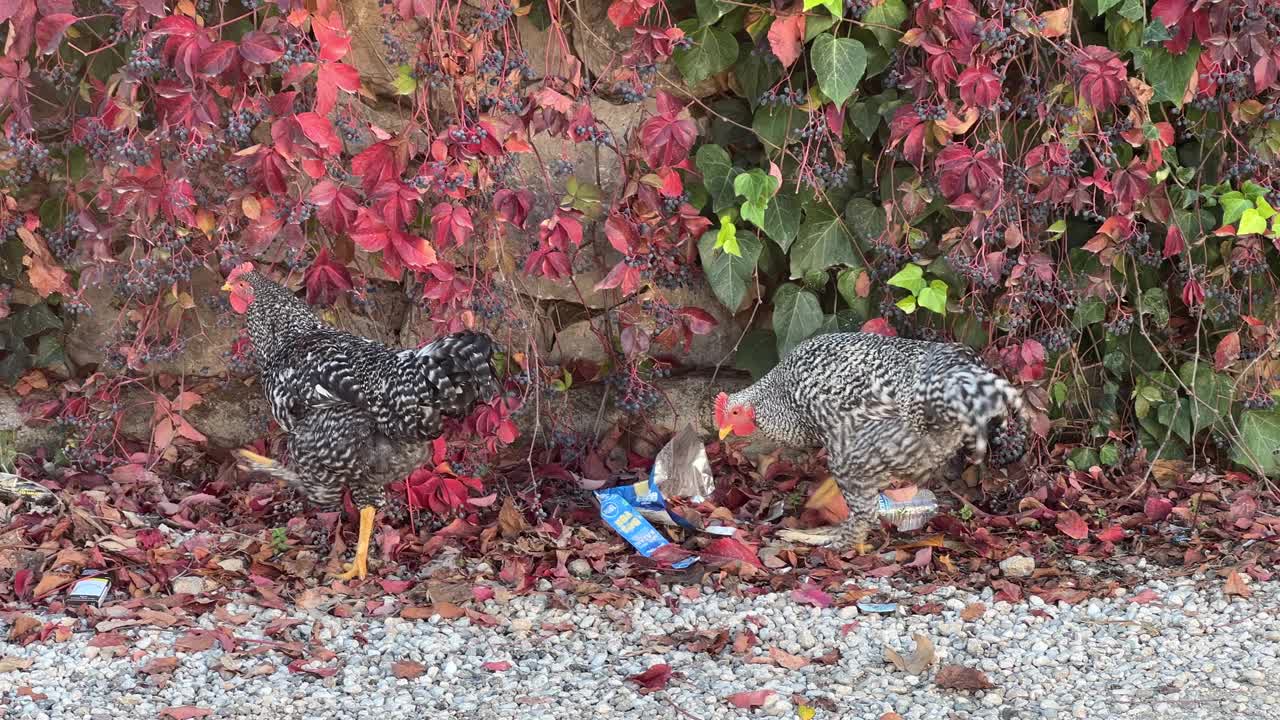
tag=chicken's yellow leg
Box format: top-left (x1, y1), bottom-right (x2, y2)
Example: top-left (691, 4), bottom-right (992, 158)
top-left (336, 505), bottom-right (376, 581)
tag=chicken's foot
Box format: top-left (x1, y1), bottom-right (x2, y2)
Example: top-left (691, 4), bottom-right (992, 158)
top-left (335, 505), bottom-right (376, 581)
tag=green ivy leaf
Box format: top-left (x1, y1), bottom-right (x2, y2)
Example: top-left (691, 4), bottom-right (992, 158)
top-left (1219, 191), bottom-right (1252, 227)
top-left (862, 0), bottom-right (908, 50)
top-left (1238, 208), bottom-right (1267, 235)
top-left (849, 97), bottom-right (883, 140)
top-left (802, 0), bottom-right (843, 20)
top-left (714, 215), bottom-right (741, 256)
top-left (917, 279), bottom-right (948, 315)
top-left (1074, 297), bottom-right (1106, 329)
top-left (734, 329), bottom-right (779, 380)
top-left (695, 0), bottom-right (732, 25)
top-left (1139, 287), bottom-right (1170, 327)
top-left (790, 205), bottom-right (857, 278)
top-left (1233, 409), bottom-right (1280, 477)
top-left (1178, 361), bottom-right (1233, 435)
top-left (1142, 18), bottom-right (1172, 43)
top-left (773, 283), bottom-right (823, 357)
top-left (1255, 196), bottom-right (1276, 219)
top-left (674, 21), bottom-right (739, 86)
top-left (896, 295), bottom-right (917, 314)
top-left (1117, 0), bottom-right (1145, 21)
top-left (1137, 43), bottom-right (1201, 107)
top-left (392, 65), bottom-right (417, 95)
top-left (887, 263), bottom-right (926, 294)
top-left (752, 104), bottom-right (800, 151)
top-left (698, 230), bottom-right (762, 311)
top-left (734, 50), bottom-right (777, 111)
top-left (762, 193), bottom-right (801, 252)
top-left (844, 197), bottom-right (886, 245)
top-left (695, 144), bottom-right (738, 213)
top-left (1082, 0), bottom-right (1122, 16)
top-left (8, 304), bottom-right (62, 338)
top-left (33, 334), bottom-right (64, 369)
top-left (734, 169), bottom-right (779, 230)
top-left (804, 13), bottom-right (837, 42)
top-left (1047, 219), bottom-right (1067, 235)
top-left (810, 34), bottom-right (866, 109)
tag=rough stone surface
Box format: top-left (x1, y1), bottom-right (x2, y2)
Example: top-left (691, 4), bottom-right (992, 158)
top-left (999, 555), bottom-right (1036, 578)
top-left (64, 267), bottom-right (241, 378)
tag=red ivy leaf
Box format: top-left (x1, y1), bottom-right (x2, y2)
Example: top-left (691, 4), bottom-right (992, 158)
top-left (35, 13), bottom-right (77, 55)
top-left (1144, 497), bottom-right (1174, 522)
top-left (861, 318), bottom-right (897, 336)
top-left (604, 213), bottom-right (640, 254)
top-left (640, 110), bottom-right (697, 169)
top-left (482, 661), bottom-right (511, 672)
top-left (239, 31), bottom-right (284, 63)
top-left (628, 663), bottom-right (673, 691)
top-left (700, 536), bottom-right (763, 569)
top-left (1214, 332), bottom-right (1241, 371)
top-left (311, 13), bottom-right (352, 62)
top-left (197, 40), bottom-right (237, 77)
top-left (1163, 225), bottom-right (1186, 258)
top-left (790, 582), bottom-right (833, 608)
top-left (607, 0), bottom-right (659, 30)
top-left (431, 203), bottom-right (474, 248)
top-left (303, 248), bottom-right (354, 306)
top-left (677, 307), bottom-right (717, 335)
top-left (767, 12), bottom-right (806, 68)
top-left (315, 61), bottom-right (360, 115)
top-left (296, 112), bottom-right (342, 155)
top-left (1076, 45), bottom-right (1128, 109)
top-left (1055, 510), bottom-right (1089, 540)
top-left (1095, 525), bottom-right (1126, 543)
top-left (957, 64), bottom-right (1000, 108)
top-left (492, 189), bottom-right (533, 229)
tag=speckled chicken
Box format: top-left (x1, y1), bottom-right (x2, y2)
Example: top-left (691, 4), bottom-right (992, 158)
top-left (221, 263), bottom-right (499, 579)
top-left (716, 332), bottom-right (1025, 554)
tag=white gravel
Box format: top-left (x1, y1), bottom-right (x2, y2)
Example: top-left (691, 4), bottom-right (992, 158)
top-left (1, 573), bottom-right (1276, 720)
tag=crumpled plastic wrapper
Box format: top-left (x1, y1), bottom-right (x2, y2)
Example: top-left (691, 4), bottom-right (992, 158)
top-left (649, 424), bottom-right (715, 502)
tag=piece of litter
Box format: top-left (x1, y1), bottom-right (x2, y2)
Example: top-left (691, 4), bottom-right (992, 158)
top-left (857, 602), bottom-right (898, 614)
top-left (66, 575), bottom-right (111, 607)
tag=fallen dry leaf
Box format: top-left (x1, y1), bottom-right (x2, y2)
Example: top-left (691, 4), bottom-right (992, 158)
top-left (880, 713), bottom-right (905, 720)
top-left (482, 661), bottom-right (511, 672)
top-left (767, 647), bottom-right (809, 670)
top-left (0, 656), bottom-right (34, 672)
top-left (960, 602), bottom-right (987, 621)
top-left (935, 664), bottom-right (996, 690)
top-left (159, 706), bottom-right (213, 719)
top-left (142, 657), bottom-right (179, 675)
top-left (725, 689), bottom-right (774, 709)
top-left (497, 496), bottom-right (528, 539)
top-left (175, 631), bottom-right (215, 653)
top-left (628, 663), bottom-right (673, 691)
top-left (1224, 570), bottom-right (1252, 599)
top-left (884, 633), bottom-right (935, 675)
top-left (7, 615), bottom-right (41, 642)
top-left (31, 572), bottom-right (73, 599)
top-left (391, 660), bottom-right (426, 679)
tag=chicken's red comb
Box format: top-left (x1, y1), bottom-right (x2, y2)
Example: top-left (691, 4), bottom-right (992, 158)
top-left (714, 392), bottom-right (729, 425)
top-left (225, 261), bottom-right (254, 285)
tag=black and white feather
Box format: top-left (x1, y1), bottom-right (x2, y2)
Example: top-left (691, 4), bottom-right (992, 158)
top-left (238, 269), bottom-right (500, 511)
top-left (725, 331), bottom-right (1025, 549)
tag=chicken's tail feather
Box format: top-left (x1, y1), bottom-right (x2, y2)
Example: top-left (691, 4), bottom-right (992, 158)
top-left (412, 331), bottom-right (501, 417)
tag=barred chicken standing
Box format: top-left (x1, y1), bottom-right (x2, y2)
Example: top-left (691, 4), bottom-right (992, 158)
top-left (222, 263), bottom-right (499, 579)
top-left (716, 331), bottom-right (1025, 554)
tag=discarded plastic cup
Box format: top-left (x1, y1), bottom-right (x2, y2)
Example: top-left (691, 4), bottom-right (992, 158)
top-left (877, 489), bottom-right (938, 532)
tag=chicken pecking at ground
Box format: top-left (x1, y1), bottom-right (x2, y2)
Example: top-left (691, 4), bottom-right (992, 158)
top-left (715, 331), bottom-right (1025, 555)
top-left (221, 263), bottom-right (500, 580)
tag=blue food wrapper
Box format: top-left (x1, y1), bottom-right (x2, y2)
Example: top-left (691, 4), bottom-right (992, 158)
top-left (596, 475), bottom-right (700, 569)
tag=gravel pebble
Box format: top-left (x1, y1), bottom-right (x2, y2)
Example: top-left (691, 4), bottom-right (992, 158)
top-left (0, 574), bottom-right (1275, 719)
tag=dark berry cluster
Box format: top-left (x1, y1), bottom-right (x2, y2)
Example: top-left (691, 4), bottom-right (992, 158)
top-left (476, 3), bottom-right (514, 31)
top-left (0, 135), bottom-right (53, 188)
top-left (1104, 312), bottom-right (1134, 336)
top-left (805, 159), bottom-right (851, 190)
top-left (912, 101), bottom-right (948, 121)
top-left (758, 87), bottom-right (807, 106)
top-left (46, 212), bottom-right (83, 262)
top-left (661, 191), bottom-right (691, 215)
top-left (844, 0), bottom-right (870, 19)
top-left (226, 109), bottom-right (262, 148)
top-left (1243, 394), bottom-right (1277, 410)
top-left (574, 124), bottom-right (613, 146)
top-left (607, 372), bottom-right (660, 414)
top-left (470, 294), bottom-right (507, 320)
top-left (1203, 285), bottom-right (1241, 325)
top-left (272, 34), bottom-right (317, 74)
top-left (382, 28), bottom-right (411, 66)
top-left (550, 158), bottom-right (575, 177)
top-left (988, 420), bottom-right (1026, 467)
top-left (1036, 326), bottom-right (1072, 354)
top-left (125, 41), bottom-right (164, 80)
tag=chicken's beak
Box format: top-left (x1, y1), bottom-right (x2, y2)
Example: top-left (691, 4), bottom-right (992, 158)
top-left (220, 282), bottom-right (233, 292)
top-left (718, 426), bottom-right (733, 440)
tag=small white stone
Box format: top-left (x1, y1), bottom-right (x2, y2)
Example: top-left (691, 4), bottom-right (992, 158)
top-left (999, 555), bottom-right (1035, 578)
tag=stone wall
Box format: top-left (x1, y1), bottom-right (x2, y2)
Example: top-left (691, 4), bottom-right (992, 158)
top-left (7, 1), bottom-right (762, 459)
